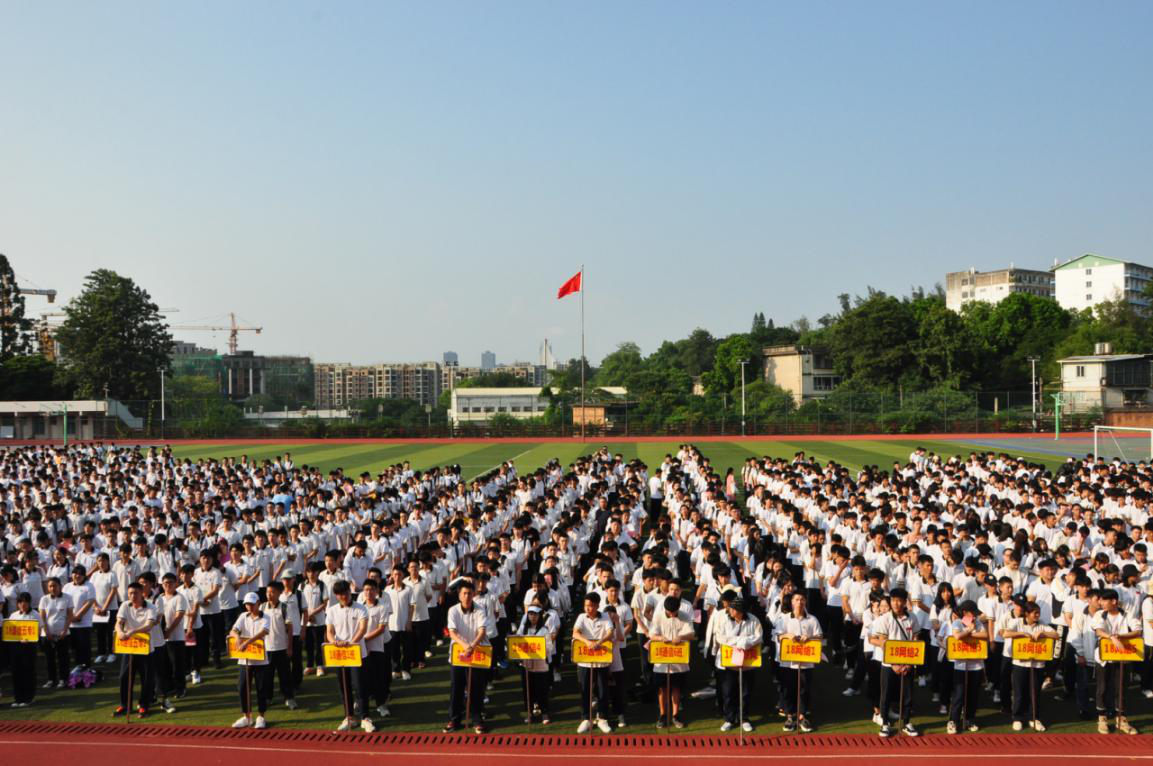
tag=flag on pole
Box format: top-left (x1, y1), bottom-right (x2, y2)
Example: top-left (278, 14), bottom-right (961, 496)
top-left (556, 270), bottom-right (582, 299)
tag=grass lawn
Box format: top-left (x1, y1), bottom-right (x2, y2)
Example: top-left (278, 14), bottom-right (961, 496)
top-left (6, 438), bottom-right (1139, 735)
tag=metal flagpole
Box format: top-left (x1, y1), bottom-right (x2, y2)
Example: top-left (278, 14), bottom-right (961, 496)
top-left (580, 265), bottom-right (586, 442)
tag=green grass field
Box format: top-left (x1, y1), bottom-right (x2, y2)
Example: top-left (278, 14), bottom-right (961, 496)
top-left (6, 438), bottom-right (1142, 735)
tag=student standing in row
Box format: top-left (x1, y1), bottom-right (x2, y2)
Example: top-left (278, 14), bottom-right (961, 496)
top-left (230, 592), bottom-right (271, 729)
top-left (327, 580), bottom-right (372, 732)
top-left (7, 593), bottom-right (39, 706)
top-left (114, 583), bottom-right (158, 717)
top-left (445, 580), bottom-right (490, 734)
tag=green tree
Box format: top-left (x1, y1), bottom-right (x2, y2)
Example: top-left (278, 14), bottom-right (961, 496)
top-left (595, 342), bottom-right (643, 387)
top-left (54, 269), bottom-right (173, 400)
top-left (827, 294), bottom-right (918, 387)
top-left (0, 254), bottom-right (35, 361)
top-left (702, 334), bottom-right (757, 395)
top-left (0, 355), bottom-right (72, 400)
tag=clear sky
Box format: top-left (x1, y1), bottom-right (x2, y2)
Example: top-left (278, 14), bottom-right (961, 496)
top-left (3, 2), bottom-right (1151, 365)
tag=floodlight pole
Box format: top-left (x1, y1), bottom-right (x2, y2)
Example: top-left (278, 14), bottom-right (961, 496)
top-left (1028, 356), bottom-right (1039, 432)
top-left (739, 359), bottom-right (749, 437)
top-left (158, 368), bottom-right (166, 440)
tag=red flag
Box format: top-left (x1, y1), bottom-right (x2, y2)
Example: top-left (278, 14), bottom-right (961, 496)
top-left (556, 270), bottom-right (582, 299)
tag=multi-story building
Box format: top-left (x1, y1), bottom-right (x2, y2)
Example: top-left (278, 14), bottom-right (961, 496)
top-left (497, 362), bottom-right (547, 386)
top-left (443, 351), bottom-right (459, 365)
top-left (762, 344), bottom-right (841, 405)
top-left (945, 266), bottom-right (1054, 312)
top-left (315, 362), bottom-right (442, 408)
top-left (1053, 254), bottom-right (1153, 314)
top-left (449, 387), bottom-right (548, 425)
top-left (481, 351), bottom-right (496, 370)
top-left (314, 363), bottom-right (375, 408)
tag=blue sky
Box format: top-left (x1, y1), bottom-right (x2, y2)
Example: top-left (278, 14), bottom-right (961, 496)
top-left (3, 2), bottom-right (1151, 365)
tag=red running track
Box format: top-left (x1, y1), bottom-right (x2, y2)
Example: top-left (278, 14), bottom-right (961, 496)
top-left (0, 722), bottom-right (1149, 766)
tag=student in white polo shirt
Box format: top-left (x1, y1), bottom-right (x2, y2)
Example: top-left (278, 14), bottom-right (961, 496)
top-left (360, 578), bottom-right (393, 719)
top-left (444, 579), bottom-right (490, 734)
top-left (230, 592), bottom-right (271, 729)
top-left (261, 581), bottom-right (297, 710)
top-left (326, 579), bottom-right (372, 732)
top-left (114, 582), bottom-right (159, 716)
top-left (38, 577), bottom-right (74, 689)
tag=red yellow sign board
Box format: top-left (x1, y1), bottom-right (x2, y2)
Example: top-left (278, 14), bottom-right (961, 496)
top-left (2, 619), bottom-right (39, 642)
top-left (779, 637), bottom-right (822, 664)
top-left (228, 635), bottom-right (267, 662)
top-left (114, 631), bottom-right (151, 656)
top-left (571, 638), bottom-right (613, 665)
top-left (719, 644), bottom-right (762, 668)
top-left (883, 640), bottom-right (926, 666)
top-left (946, 637), bottom-right (988, 661)
top-left (451, 642), bottom-right (494, 668)
top-left (507, 635), bottom-right (547, 661)
top-left (323, 643), bottom-right (363, 667)
top-left (649, 640), bottom-right (691, 664)
top-left (1011, 637), bottom-right (1054, 662)
top-left (1099, 637), bottom-right (1144, 663)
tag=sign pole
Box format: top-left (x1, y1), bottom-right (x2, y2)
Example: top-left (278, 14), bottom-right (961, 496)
top-left (962, 667), bottom-right (968, 727)
top-left (738, 667), bottom-right (744, 744)
top-left (525, 664), bottom-right (532, 725)
top-left (897, 671), bottom-right (904, 728)
top-left (588, 665), bottom-right (595, 727)
top-left (340, 666), bottom-right (352, 723)
top-left (126, 655), bottom-right (134, 724)
top-left (1029, 666), bottom-right (1037, 727)
top-left (795, 667), bottom-right (801, 729)
top-left (666, 670), bottom-right (672, 728)
top-left (466, 666), bottom-right (473, 727)
top-left (245, 663), bottom-right (252, 720)
top-left (1116, 664), bottom-right (1123, 732)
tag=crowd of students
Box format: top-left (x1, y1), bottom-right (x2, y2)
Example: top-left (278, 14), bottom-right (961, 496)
top-left (0, 442), bottom-right (1150, 736)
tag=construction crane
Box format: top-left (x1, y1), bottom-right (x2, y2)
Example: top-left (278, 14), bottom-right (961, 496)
top-left (170, 312), bottom-right (262, 355)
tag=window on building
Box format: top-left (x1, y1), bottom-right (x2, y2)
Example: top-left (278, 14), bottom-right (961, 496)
top-left (1086, 294), bottom-right (1093, 301)
top-left (1086, 268), bottom-right (1092, 275)
top-left (1075, 365), bottom-right (1085, 378)
top-left (1086, 281), bottom-right (1092, 288)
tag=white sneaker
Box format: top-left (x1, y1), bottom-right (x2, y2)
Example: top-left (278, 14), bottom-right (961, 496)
top-left (316, 667), bottom-right (326, 677)
top-left (1012, 721), bottom-right (1023, 731)
top-left (1031, 720), bottom-right (1046, 732)
top-left (553, 671), bottom-right (562, 683)
top-left (597, 718), bottom-right (612, 733)
top-left (191, 671), bottom-right (202, 685)
top-left (400, 671), bottom-right (411, 681)
top-left (285, 698), bottom-right (299, 710)
top-left (361, 719), bottom-right (376, 733)
top-left (842, 688), bottom-right (859, 696)
top-left (946, 721), bottom-right (957, 735)
top-left (377, 705), bottom-right (390, 718)
top-left (720, 721), bottom-right (733, 731)
top-left (917, 676), bottom-right (927, 687)
top-left (254, 716), bottom-right (267, 729)
top-left (741, 721), bottom-right (753, 732)
top-left (577, 719), bottom-right (592, 733)
top-left (872, 713), bottom-right (884, 726)
top-left (424, 650), bottom-right (434, 658)
top-left (335, 718), bottom-right (353, 732)
top-left (232, 716), bottom-right (252, 728)
top-left (1142, 690), bottom-right (1153, 699)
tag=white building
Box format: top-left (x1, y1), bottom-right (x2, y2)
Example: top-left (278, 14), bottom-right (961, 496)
top-left (945, 266), bottom-right (1054, 312)
top-left (1054, 254), bottom-right (1153, 314)
top-left (1058, 346), bottom-right (1153, 412)
top-left (449, 387), bottom-right (547, 425)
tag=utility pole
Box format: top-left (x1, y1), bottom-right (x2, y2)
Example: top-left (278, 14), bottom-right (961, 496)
top-left (739, 359), bottom-right (749, 437)
top-left (1028, 356), bottom-right (1039, 432)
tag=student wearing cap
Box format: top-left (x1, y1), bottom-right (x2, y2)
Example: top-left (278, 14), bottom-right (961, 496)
top-left (713, 596), bottom-right (762, 732)
top-left (650, 594), bottom-right (694, 729)
top-left (261, 581), bottom-right (297, 710)
top-left (230, 592), bottom-right (272, 729)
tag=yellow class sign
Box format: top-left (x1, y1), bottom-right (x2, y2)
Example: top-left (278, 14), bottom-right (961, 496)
top-left (649, 640), bottom-right (691, 665)
top-left (883, 640), bottom-right (926, 666)
top-left (779, 637), bottom-right (822, 664)
top-left (1099, 637), bottom-right (1144, 663)
top-left (228, 635), bottom-right (267, 662)
top-left (2, 619), bottom-right (39, 642)
top-left (323, 643), bottom-right (363, 667)
top-left (719, 644), bottom-right (762, 668)
top-left (114, 631), bottom-right (151, 655)
top-left (507, 635), bottom-right (547, 661)
top-left (451, 642), bottom-right (493, 668)
top-left (1011, 636), bottom-right (1055, 662)
top-left (571, 638), bottom-right (613, 665)
top-left (946, 637), bottom-right (988, 661)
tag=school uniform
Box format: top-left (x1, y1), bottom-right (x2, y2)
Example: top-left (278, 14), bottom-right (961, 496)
top-left (573, 611), bottom-right (613, 721)
top-left (1091, 610), bottom-right (1140, 718)
top-left (38, 593), bottom-right (72, 684)
top-left (776, 611), bottom-right (823, 718)
top-left (515, 620), bottom-right (554, 719)
top-left (871, 610), bottom-right (918, 727)
top-left (361, 597), bottom-right (392, 710)
top-left (62, 580), bottom-right (96, 667)
top-left (446, 602), bottom-right (491, 726)
top-left (232, 611), bottom-right (272, 715)
top-left (945, 618), bottom-right (985, 725)
top-left (116, 601), bottom-right (160, 710)
top-left (157, 591), bottom-right (189, 697)
top-left (6, 608), bottom-right (40, 703)
top-left (260, 599), bottom-right (295, 703)
top-left (713, 612), bottom-right (763, 725)
top-left (384, 583), bottom-right (414, 674)
top-left (1005, 617), bottom-right (1049, 724)
top-left (327, 601), bottom-right (370, 719)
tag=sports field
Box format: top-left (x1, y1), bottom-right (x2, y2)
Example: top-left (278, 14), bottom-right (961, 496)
top-left (6, 436), bottom-right (1147, 737)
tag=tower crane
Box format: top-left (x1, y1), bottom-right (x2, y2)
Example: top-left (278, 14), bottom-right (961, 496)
top-left (170, 312), bottom-right (262, 355)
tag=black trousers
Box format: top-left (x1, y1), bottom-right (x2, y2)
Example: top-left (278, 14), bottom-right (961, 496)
top-left (336, 666), bottom-right (369, 719)
top-left (10, 643), bottom-right (37, 703)
top-left (949, 668), bottom-right (982, 723)
top-left (267, 648), bottom-right (294, 701)
top-left (166, 642), bottom-right (188, 695)
top-left (364, 649), bottom-right (391, 707)
top-left (448, 665), bottom-right (488, 724)
top-left (205, 612), bottom-right (226, 663)
top-left (781, 666), bottom-right (813, 716)
top-left (94, 621), bottom-right (114, 656)
top-left (238, 664), bottom-right (273, 715)
top-left (1011, 665), bottom-right (1042, 723)
top-left (718, 667), bottom-right (753, 724)
top-left (120, 652), bottom-right (155, 709)
top-left (1095, 662), bottom-right (1123, 717)
top-left (879, 666), bottom-right (914, 725)
top-left (389, 631), bottom-right (412, 673)
top-left (42, 637), bottom-right (70, 683)
top-left (305, 625), bottom-right (326, 668)
top-left (70, 626), bottom-right (93, 667)
top-left (289, 635), bottom-right (304, 689)
top-left (152, 646), bottom-right (174, 698)
top-left (577, 666), bottom-right (610, 719)
top-left (411, 620), bottom-right (431, 663)
top-left (521, 667), bottom-right (551, 716)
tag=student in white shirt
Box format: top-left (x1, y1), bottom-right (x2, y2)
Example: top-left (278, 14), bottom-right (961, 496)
top-left (114, 582), bottom-right (160, 716)
top-left (1090, 588), bottom-right (1142, 734)
top-left (38, 577), bottom-right (74, 688)
top-left (776, 590), bottom-right (823, 732)
top-left (572, 591), bottom-right (614, 734)
top-left (89, 553), bottom-right (119, 664)
top-left (713, 596), bottom-right (763, 732)
top-left (360, 578), bottom-right (392, 719)
top-left (230, 592), bottom-right (271, 729)
top-left (1001, 601), bottom-right (1058, 731)
top-left (869, 587), bottom-right (920, 737)
top-left (63, 566), bottom-right (96, 670)
top-left (444, 579), bottom-right (490, 734)
top-left (945, 600), bottom-right (988, 733)
top-left (261, 581), bottom-right (297, 710)
top-left (156, 573), bottom-right (188, 704)
top-left (327, 579), bottom-right (372, 733)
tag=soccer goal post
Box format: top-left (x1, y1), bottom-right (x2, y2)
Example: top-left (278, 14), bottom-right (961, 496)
top-left (1092, 425), bottom-right (1153, 464)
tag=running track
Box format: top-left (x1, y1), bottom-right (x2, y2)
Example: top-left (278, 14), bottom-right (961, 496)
top-left (1, 722), bottom-right (1150, 766)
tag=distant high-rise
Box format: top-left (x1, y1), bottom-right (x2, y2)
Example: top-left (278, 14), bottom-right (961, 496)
top-left (443, 351), bottom-right (459, 366)
top-left (539, 339), bottom-right (556, 370)
top-left (481, 351), bottom-right (496, 370)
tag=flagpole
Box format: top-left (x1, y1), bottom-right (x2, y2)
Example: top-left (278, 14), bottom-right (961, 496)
top-left (580, 264), bottom-right (586, 442)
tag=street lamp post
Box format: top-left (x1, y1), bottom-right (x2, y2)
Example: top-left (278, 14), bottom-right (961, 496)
top-left (158, 368), bottom-right (166, 440)
top-left (1028, 356), bottom-right (1039, 431)
top-left (739, 359), bottom-right (749, 437)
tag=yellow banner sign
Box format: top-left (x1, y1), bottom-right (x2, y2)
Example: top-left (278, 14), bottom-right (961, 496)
top-left (946, 637), bottom-right (988, 661)
top-left (571, 638), bottom-right (613, 665)
top-left (114, 631), bottom-right (151, 655)
top-left (1011, 636), bottom-right (1054, 662)
top-left (451, 642), bottom-right (493, 668)
top-left (507, 635), bottom-right (547, 661)
top-left (323, 643), bottom-right (363, 667)
top-left (649, 640), bottom-right (691, 664)
top-left (719, 644), bottom-right (762, 668)
top-left (779, 637), bottom-right (822, 664)
top-left (2, 619), bottom-right (39, 642)
top-left (228, 635), bottom-right (267, 662)
top-left (883, 640), bottom-right (926, 666)
top-left (1099, 637), bottom-right (1144, 663)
